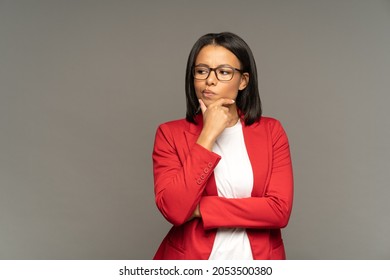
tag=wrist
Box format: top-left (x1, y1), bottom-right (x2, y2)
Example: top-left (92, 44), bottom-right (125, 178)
top-left (196, 131), bottom-right (217, 151)
top-left (195, 204), bottom-right (201, 218)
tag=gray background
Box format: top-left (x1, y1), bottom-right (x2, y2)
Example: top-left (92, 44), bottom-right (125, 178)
top-left (1, 0), bottom-right (389, 259)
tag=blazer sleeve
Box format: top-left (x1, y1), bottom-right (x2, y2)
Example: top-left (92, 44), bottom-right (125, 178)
top-left (199, 120), bottom-right (293, 230)
top-left (153, 123), bottom-right (221, 226)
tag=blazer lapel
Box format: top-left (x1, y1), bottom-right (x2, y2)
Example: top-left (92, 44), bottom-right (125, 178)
top-left (242, 120), bottom-right (270, 197)
top-left (183, 115), bottom-right (202, 153)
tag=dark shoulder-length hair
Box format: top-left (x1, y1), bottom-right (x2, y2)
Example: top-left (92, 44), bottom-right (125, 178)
top-left (185, 32), bottom-right (262, 126)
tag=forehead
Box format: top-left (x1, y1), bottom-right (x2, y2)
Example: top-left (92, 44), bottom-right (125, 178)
top-left (195, 45), bottom-right (240, 67)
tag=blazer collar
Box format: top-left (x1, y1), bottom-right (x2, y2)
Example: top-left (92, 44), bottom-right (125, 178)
top-left (188, 114), bottom-right (203, 135)
top-left (183, 114), bottom-right (202, 151)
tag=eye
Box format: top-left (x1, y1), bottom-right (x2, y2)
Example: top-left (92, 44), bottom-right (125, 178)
top-left (194, 67), bottom-right (209, 75)
top-left (217, 68), bottom-right (233, 76)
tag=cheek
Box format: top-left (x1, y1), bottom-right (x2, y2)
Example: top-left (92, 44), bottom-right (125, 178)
top-left (224, 82), bottom-right (241, 96)
top-left (194, 82), bottom-right (203, 96)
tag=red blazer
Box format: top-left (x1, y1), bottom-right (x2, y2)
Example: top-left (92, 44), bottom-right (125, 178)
top-left (152, 114), bottom-right (293, 259)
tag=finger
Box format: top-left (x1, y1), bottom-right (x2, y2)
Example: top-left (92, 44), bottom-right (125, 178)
top-left (198, 99), bottom-right (207, 114)
top-left (211, 98), bottom-right (235, 108)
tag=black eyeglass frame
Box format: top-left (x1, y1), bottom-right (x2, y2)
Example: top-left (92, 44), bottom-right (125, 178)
top-left (192, 65), bottom-right (243, 81)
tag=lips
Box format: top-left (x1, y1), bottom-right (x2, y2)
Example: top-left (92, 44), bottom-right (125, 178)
top-left (202, 89), bottom-right (216, 98)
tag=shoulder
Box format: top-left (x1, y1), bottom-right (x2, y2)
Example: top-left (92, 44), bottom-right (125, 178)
top-left (247, 116), bottom-right (289, 140)
top-left (154, 118), bottom-right (195, 141)
top-left (259, 116), bottom-right (280, 126)
top-left (249, 116), bottom-right (284, 130)
top-left (159, 118), bottom-right (188, 128)
top-left (157, 118), bottom-right (191, 133)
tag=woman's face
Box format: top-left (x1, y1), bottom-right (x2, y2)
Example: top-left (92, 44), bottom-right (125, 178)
top-left (194, 45), bottom-right (249, 108)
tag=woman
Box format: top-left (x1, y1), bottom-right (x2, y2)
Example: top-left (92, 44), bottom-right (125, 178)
top-left (152, 32), bottom-right (293, 260)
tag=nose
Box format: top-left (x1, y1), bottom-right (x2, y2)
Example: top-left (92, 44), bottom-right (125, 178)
top-left (206, 69), bottom-right (218, 86)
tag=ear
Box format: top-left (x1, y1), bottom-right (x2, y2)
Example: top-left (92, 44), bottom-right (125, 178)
top-left (239, 73), bottom-right (249, 90)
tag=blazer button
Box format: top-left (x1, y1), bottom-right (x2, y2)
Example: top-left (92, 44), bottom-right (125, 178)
top-left (200, 174), bottom-right (205, 179)
top-left (196, 179), bottom-right (202, 185)
top-left (204, 168), bottom-right (209, 173)
top-left (208, 162), bottom-right (213, 168)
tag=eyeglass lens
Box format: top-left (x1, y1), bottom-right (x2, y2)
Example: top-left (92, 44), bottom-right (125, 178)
top-left (193, 66), bottom-right (236, 81)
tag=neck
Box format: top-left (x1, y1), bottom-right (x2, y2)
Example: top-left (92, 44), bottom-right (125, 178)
top-left (227, 105), bottom-right (240, 127)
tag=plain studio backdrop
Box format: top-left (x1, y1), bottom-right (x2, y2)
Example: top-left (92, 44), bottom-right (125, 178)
top-left (1, 0), bottom-right (389, 259)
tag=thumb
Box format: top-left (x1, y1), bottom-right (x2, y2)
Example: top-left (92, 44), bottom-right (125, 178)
top-left (198, 99), bottom-right (207, 114)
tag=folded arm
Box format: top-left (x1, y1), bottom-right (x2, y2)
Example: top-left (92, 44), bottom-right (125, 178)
top-left (153, 123), bottom-right (220, 226)
top-left (199, 120), bottom-right (294, 229)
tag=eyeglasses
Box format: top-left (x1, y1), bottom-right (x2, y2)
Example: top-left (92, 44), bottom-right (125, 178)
top-left (193, 66), bottom-right (243, 81)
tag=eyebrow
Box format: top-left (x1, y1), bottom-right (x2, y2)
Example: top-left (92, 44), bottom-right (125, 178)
top-left (194, 63), bottom-right (235, 68)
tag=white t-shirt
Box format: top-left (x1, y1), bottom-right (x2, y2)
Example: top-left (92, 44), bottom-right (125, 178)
top-left (208, 120), bottom-right (254, 260)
